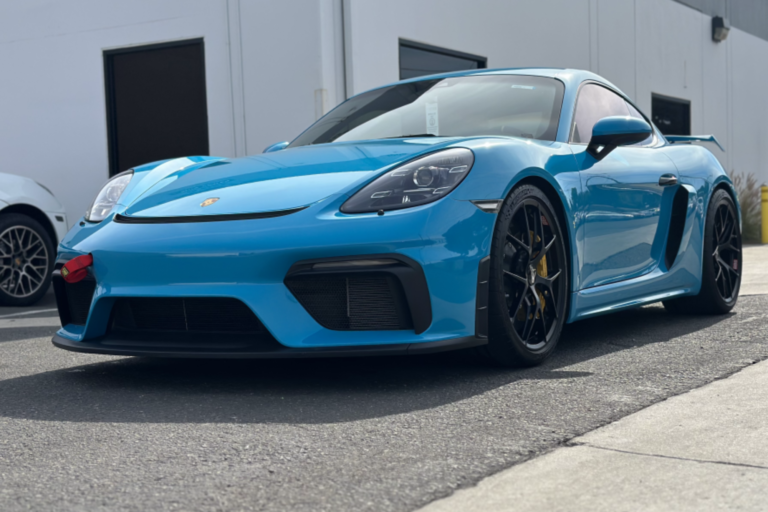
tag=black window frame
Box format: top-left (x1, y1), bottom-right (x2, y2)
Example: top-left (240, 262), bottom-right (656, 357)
top-left (569, 80), bottom-right (658, 148)
top-left (103, 38), bottom-right (209, 177)
top-left (398, 39), bottom-right (487, 80)
top-left (651, 93), bottom-right (691, 137)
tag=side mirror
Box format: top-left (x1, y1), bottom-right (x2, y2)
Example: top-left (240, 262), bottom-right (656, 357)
top-left (587, 116), bottom-right (652, 160)
top-left (263, 141), bottom-right (289, 153)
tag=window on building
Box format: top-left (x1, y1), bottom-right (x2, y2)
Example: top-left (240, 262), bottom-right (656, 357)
top-left (652, 94), bottom-right (691, 136)
top-left (399, 39), bottom-right (487, 80)
top-left (104, 39), bottom-right (209, 177)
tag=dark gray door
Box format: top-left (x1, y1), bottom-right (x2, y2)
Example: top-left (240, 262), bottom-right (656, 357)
top-left (104, 39), bottom-right (209, 176)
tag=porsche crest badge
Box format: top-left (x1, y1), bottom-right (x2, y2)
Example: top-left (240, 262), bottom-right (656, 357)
top-left (200, 198), bottom-right (219, 208)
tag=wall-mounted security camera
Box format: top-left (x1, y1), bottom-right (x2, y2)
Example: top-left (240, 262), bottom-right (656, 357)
top-left (712, 16), bottom-right (730, 42)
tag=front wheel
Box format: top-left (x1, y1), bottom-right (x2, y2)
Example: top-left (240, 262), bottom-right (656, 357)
top-left (479, 184), bottom-right (569, 367)
top-left (663, 189), bottom-right (741, 315)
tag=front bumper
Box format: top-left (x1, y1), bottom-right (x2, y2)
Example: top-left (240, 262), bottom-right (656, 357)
top-left (53, 196), bottom-right (495, 354)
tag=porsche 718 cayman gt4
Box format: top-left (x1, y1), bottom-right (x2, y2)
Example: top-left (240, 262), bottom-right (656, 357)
top-left (52, 68), bottom-right (741, 367)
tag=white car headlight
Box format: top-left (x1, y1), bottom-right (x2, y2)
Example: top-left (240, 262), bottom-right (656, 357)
top-left (341, 148), bottom-right (474, 213)
top-left (85, 170), bottom-right (133, 222)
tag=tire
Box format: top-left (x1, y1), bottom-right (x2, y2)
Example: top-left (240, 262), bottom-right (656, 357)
top-left (663, 189), bottom-right (741, 315)
top-left (477, 184), bottom-right (569, 367)
top-left (0, 213), bottom-right (55, 307)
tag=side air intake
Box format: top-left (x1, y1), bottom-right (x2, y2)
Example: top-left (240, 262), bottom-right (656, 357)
top-left (665, 187), bottom-right (689, 269)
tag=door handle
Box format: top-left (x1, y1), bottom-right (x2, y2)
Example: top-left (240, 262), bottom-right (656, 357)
top-left (659, 174), bottom-right (678, 186)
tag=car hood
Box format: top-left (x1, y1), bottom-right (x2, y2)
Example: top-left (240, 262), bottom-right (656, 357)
top-left (120, 139), bottom-right (462, 218)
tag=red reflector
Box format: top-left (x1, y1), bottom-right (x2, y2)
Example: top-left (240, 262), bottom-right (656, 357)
top-left (61, 254), bottom-right (93, 284)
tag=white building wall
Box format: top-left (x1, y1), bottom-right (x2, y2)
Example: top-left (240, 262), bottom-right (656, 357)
top-left (729, 28), bottom-right (768, 183)
top-left (593, 0), bottom-right (637, 98)
top-left (237, 0), bottom-right (343, 156)
top-left (0, 0), bottom-right (766, 224)
top-left (344, 0), bottom-right (592, 96)
top-left (0, 1), bottom-right (235, 223)
top-left (0, 0), bottom-right (329, 224)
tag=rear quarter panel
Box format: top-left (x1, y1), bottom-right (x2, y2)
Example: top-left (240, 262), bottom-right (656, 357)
top-left (660, 144), bottom-right (734, 289)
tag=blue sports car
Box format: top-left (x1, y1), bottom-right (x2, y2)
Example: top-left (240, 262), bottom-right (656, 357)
top-left (52, 68), bottom-right (741, 367)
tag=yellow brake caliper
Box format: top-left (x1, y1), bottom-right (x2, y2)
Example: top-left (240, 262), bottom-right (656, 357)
top-left (517, 229), bottom-right (548, 322)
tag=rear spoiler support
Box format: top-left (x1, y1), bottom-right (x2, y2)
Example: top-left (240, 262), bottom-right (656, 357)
top-left (665, 135), bottom-right (725, 152)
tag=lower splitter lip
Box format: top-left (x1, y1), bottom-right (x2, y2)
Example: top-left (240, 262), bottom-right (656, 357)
top-left (52, 333), bottom-right (486, 359)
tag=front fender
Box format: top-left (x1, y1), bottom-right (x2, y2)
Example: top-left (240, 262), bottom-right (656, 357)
top-left (451, 137), bottom-right (584, 295)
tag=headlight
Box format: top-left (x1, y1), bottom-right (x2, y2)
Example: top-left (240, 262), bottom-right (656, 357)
top-left (85, 170), bottom-right (133, 222)
top-left (341, 148), bottom-right (474, 213)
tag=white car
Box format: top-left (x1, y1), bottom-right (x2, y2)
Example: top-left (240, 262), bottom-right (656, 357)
top-left (0, 172), bottom-right (68, 306)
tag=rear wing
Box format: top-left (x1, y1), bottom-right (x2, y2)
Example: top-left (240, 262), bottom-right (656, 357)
top-left (665, 135), bottom-right (725, 152)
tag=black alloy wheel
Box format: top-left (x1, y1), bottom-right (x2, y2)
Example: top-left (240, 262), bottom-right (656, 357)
top-left (480, 184), bottom-right (569, 367)
top-left (711, 201), bottom-right (741, 302)
top-left (663, 189), bottom-right (741, 315)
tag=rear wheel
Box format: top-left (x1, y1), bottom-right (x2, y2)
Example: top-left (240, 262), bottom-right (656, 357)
top-left (663, 189), bottom-right (741, 315)
top-left (0, 214), bottom-right (54, 307)
top-left (479, 184), bottom-right (569, 367)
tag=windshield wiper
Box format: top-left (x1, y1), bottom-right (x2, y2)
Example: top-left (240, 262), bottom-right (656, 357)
top-left (382, 133), bottom-right (438, 139)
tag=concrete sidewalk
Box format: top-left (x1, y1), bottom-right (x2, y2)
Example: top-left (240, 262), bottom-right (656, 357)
top-left (741, 245), bottom-right (768, 295)
top-left (420, 245), bottom-right (768, 512)
top-left (420, 359), bottom-right (768, 512)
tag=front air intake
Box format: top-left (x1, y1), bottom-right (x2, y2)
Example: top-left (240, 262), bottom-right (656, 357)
top-left (111, 297), bottom-right (268, 334)
top-left (64, 279), bottom-right (97, 326)
top-left (285, 275), bottom-right (413, 331)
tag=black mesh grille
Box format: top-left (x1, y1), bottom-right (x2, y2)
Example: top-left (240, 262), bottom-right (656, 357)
top-left (348, 277), bottom-right (405, 330)
top-left (285, 275), bottom-right (413, 331)
top-left (285, 278), bottom-right (348, 330)
top-left (111, 298), bottom-right (267, 333)
top-left (65, 279), bottom-right (97, 326)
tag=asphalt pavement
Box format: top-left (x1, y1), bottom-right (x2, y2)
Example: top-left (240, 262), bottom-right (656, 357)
top-left (1, 276), bottom-right (768, 510)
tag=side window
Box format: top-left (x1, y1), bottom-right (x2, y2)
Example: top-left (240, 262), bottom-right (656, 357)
top-left (625, 101), bottom-right (654, 146)
top-left (570, 84), bottom-right (629, 143)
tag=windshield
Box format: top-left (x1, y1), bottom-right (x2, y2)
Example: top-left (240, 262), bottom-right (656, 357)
top-left (290, 75), bottom-right (565, 147)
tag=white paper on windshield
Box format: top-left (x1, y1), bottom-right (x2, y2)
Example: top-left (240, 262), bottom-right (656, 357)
top-left (426, 101), bottom-right (439, 135)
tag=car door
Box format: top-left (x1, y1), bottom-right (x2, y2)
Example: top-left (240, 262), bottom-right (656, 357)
top-left (570, 83), bottom-right (679, 289)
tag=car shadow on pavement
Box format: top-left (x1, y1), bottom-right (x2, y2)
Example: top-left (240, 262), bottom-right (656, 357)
top-left (0, 304), bottom-right (732, 425)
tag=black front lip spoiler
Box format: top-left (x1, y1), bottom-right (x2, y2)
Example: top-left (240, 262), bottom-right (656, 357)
top-left (52, 334), bottom-right (486, 359)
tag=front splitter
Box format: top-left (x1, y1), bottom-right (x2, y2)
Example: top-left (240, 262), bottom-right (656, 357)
top-left (52, 333), bottom-right (487, 359)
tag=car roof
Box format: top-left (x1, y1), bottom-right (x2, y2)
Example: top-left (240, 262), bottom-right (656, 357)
top-left (348, 67), bottom-right (645, 145)
top-left (375, 67), bottom-right (624, 98)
